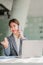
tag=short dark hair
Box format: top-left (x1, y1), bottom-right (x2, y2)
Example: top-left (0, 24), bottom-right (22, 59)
top-left (9, 19), bottom-right (20, 26)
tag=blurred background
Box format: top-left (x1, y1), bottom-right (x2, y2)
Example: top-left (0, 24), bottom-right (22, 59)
top-left (0, 0), bottom-right (43, 55)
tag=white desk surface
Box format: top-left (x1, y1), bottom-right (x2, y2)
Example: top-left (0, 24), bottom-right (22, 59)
top-left (0, 56), bottom-right (43, 63)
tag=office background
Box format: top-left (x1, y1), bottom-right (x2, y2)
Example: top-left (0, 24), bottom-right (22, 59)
top-left (0, 0), bottom-right (43, 55)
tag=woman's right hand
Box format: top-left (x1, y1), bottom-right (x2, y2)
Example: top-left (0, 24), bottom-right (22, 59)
top-left (1, 38), bottom-right (9, 48)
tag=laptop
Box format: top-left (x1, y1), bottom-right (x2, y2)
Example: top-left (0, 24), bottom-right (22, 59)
top-left (22, 40), bottom-right (43, 58)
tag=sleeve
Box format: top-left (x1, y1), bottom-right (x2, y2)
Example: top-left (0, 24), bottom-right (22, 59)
top-left (4, 37), bottom-right (10, 56)
top-left (4, 43), bottom-right (10, 56)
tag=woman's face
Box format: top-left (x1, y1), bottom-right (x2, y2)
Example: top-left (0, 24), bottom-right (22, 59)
top-left (9, 22), bottom-right (19, 34)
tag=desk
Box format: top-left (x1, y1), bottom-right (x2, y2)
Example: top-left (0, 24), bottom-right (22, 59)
top-left (0, 56), bottom-right (43, 63)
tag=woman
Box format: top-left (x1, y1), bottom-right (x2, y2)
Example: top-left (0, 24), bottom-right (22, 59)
top-left (1, 19), bottom-right (25, 56)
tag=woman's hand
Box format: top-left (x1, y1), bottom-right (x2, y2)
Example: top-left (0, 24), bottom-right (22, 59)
top-left (1, 38), bottom-right (9, 48)
top-left (18, 29), bottom-right (26, 39)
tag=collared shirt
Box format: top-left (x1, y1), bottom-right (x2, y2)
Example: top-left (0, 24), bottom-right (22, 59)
top-left (13, 34), bottom-right (20, 55)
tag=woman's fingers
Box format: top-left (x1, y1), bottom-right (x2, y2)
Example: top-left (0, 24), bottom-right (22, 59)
top-left (1, 38), bottom-right (9, 48)
top-left (4, 38), bottom-right (9, 44)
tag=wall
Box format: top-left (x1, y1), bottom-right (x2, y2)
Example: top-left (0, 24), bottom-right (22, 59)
top-left (0, 0), bottom-right (13, 10)
top-left (29, 0), bottom-right (43, 17)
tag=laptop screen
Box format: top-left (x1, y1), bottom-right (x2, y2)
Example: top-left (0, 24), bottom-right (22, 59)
top-left (22, 40), bottom-right (43, 58)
